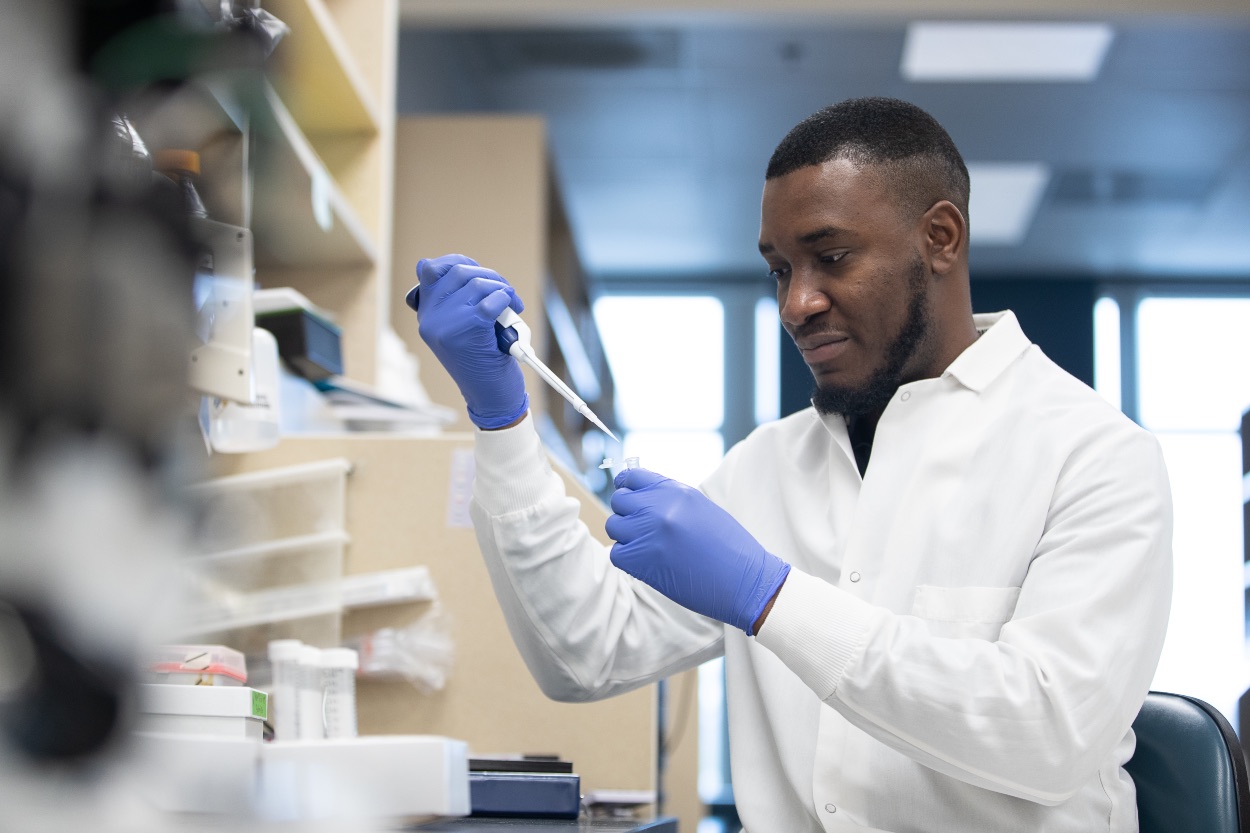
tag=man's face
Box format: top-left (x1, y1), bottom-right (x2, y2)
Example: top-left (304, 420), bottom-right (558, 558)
top-left (759, 158), bottom-right (938, 416)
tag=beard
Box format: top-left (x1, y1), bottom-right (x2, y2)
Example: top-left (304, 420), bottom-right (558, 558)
top-left (810, 255), bottom-right (932, 417)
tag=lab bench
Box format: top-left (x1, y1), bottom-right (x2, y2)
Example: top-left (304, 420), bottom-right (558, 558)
top-left (411, 817), bottom-right (678, 832)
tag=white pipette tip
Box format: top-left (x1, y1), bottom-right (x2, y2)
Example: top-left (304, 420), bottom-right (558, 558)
top-left (578, 405), bottom-right (618, 442)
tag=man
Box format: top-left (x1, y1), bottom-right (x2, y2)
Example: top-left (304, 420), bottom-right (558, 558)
top-left (413, 97), bottom-right (1172, 832)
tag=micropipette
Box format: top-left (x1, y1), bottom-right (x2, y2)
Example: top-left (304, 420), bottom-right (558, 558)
top-left (406, 284), bottom-right (619, 442)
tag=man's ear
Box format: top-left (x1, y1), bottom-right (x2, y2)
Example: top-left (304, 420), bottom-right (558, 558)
top-left (922, 200), bottom-right (966, 276)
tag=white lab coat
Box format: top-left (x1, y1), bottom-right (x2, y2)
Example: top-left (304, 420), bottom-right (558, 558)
top-left (469, 311), bottom-right (1173, 833)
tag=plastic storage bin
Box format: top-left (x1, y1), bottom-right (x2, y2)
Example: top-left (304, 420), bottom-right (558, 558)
top-left (181, 458), bottom-right (352, 656)
top-left (147, 644), bottom-right (248, 686)
top-left (187, 458), bottom-right (351, 552)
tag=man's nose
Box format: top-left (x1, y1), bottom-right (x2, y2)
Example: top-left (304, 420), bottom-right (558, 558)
top-left (779, 268), bottom-right (831, 328)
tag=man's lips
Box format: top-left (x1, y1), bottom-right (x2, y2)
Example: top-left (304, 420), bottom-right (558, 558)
top-left (793, 330), bottom-right (851, 365)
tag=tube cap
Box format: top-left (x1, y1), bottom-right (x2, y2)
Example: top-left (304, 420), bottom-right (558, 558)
top-left (268, 639), bottom-right (304, 662)
top-left (319, 648), bottom-right (359, 670)
top-left (153, 148), bottom-right (201, 176)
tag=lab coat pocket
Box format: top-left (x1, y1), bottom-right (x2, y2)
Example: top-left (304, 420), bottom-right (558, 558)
top-left (911, 585), bottom-right (1021, 640)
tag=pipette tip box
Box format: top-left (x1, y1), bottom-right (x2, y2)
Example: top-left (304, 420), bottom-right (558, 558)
top-left (468, 756), bottom-right (580, 819)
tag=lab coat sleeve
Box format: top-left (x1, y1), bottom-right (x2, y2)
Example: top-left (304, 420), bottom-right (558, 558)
top-left (467, 414), bottom-right (725, 702)
top-left (754, 424), bottom-right (1173, 805)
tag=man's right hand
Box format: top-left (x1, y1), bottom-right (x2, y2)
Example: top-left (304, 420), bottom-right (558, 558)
top-left (413, 254), bottom-right (529, 429)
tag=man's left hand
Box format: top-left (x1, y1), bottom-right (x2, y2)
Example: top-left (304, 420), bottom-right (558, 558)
top-left (607, 468), bottom-right (790, 635)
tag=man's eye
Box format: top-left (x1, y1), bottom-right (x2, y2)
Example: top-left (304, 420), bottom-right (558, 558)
top-left (766, 266), bottom-right (788, 281)
top-left (819, 251), bottom-right (848, 265)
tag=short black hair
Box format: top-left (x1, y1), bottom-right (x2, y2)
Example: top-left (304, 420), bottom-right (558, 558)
top-left (766, 97), bottom-right (970, 224)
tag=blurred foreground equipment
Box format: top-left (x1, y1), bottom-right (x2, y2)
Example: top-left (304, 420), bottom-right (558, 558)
top-left (0, 2), bottom-right (283, 829)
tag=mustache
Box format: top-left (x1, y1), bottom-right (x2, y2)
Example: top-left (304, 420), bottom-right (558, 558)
top-left (789, 322), bottom-right (849, 341)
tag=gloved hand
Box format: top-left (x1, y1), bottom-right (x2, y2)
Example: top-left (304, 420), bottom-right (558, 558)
top-left (413, 254), bottom-right (529, 429)
top-left (606, 468), bottom-right (791, 635)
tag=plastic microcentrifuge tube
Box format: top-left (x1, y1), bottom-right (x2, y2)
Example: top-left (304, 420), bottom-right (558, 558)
top-left (320, 647), bottom-right (359, 739)
top-left (601, 456), bottom-right (642, 473)
top-left (267, 639), bottom-right (303, 742)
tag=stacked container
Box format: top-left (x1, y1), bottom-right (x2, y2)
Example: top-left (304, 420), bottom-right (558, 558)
top-left (181, 458), bottom-right (352, 657)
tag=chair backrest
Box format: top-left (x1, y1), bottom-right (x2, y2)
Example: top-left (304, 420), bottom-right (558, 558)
top-left (1126, 691), bottom-right (1250, 833)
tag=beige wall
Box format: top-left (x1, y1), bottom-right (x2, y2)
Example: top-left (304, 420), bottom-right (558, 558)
top-left (391, 116), bottom-right (551, 434)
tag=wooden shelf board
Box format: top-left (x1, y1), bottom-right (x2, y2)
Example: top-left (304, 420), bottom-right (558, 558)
top-left (265, 0), bottom-right (381, 135)
top-left (251, 84), bottom-right (378, 268)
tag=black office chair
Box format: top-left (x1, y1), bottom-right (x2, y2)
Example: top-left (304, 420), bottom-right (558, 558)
top-left (1126, 691), bottom-right (1250, 833)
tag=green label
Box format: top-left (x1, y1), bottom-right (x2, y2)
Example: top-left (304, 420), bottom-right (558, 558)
top-left (252, 689), bottom-right (268, 719)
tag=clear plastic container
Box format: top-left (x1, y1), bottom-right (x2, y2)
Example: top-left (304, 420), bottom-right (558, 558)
top-left (148, 644), bottom-right (247, 686)
top-left (267, 639), bottom-right (303, 741)
top-left (185, 458), bottom-right (351, 553)
top-left (320, 647), bottom-right (358, 739)
top-left (180, 459), bottom-right (352, 656)
top-left (296, 645), bottom-right (325, 740)
top-left (185, 531), bottom-right (349, 633)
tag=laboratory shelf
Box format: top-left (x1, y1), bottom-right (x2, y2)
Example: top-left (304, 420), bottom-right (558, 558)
top-left (341, 566), bottom-right (437, 609)
top-left (251, 83), bottom-right (378, 268)
top-left (194, 530), bottom-right (349, 565)
top-left (188, 456), bottom-right (353, 492)
top-left (183, 567), bottom-right (437, 635)
top-left (142, 73), bottom-right (378, 268)
top-left (264, 0), bottom-right (381, 137)
top-left (181, 576), bottom-right (344, 634)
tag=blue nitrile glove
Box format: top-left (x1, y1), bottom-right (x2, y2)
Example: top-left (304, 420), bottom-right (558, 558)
top-left (606, 468), bottom-right (791, 635)
top-left (413, 254), bottom-right (529, 429)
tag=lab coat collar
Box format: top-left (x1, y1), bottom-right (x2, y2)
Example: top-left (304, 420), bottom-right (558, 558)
top-left (942, 310), bottom-right (1032, 393)
top-left (811, 309), bottom-right (1031, 442)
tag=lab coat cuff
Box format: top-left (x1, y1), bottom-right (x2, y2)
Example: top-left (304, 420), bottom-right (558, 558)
top-left (473, 413), bottom-right (563, 515)
top-left (755, 568), bottom-right (877, 702)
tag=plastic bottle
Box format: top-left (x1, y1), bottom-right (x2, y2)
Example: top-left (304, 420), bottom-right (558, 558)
top-left (296, 645), bottom-right (325, 740)
top-left (152, 148), bottom-right (209, 219)
top-left (267, 639), bottom-right (303, 741)
top-left (319, 647), bottom-right (359, 739)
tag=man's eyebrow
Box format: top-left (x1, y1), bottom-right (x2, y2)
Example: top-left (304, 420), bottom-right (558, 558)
top-left (759, 226), bottom-right (846, 255)
top-left (798, 227), bottom-right (845, 245)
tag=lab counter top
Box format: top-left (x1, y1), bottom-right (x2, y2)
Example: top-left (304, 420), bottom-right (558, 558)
top-left (411, 817), bottom-right (678, 832)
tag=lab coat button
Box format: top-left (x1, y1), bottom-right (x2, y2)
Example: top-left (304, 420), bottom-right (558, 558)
top-left (825, 803), bottom-right (837, 813)
top-left (849, 571), bottom-right (861, 583)
top-left (901, 391), bottom-right (911, 401)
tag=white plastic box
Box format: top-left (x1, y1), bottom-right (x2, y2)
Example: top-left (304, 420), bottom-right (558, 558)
top-left (138, 683), bottom-right (268, 741)
top-left (257, 736), bottom-right (470, 823)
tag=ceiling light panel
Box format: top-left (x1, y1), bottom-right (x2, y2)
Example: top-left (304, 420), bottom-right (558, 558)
top-left (902, 22), bottom-right (1114, 82)
top-left (967, 162), bottom-right (1050, 246)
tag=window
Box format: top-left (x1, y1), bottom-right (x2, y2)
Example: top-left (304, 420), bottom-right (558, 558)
top-left (594, 286), bottom-right (770, 822)
top-left (1097, 290), bottom-right (1250, 723)
top-left (593, 295), bottom-right (725, 486)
